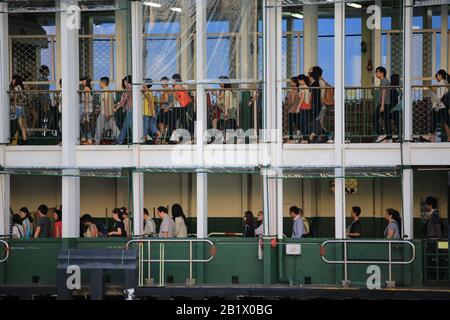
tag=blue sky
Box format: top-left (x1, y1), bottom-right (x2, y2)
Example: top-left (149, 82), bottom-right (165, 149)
top-left (40, 14), bottom-right (447, 86)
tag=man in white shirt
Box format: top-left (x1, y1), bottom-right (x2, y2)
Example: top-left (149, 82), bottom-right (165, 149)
top-left (143, 208), bottom-right (156, 237)
top-left (157, 206), bottom-right (175, 238)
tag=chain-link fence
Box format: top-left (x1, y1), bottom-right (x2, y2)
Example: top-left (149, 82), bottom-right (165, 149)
top-left (79, 35), bottom-right (116, 85)
top-left (9, 35), bottom-right (56, 85)
top-left (384, 29), bottom-right (440, 84)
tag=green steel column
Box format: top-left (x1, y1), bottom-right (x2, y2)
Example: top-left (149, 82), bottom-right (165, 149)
top-left (263, 238), bottom-right (277, 284)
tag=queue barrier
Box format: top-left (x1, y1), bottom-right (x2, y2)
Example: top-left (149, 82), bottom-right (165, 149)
top-left (320, 239), bottom-right (416, 288)
top-left (126, 238), bottom-right (216, 287)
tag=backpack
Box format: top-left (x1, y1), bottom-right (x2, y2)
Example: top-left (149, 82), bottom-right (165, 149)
top-left (322, 82), bottom-right (335, 106)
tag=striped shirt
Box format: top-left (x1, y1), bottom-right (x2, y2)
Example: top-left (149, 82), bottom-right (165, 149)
top-left (117, 84), bottom-right (132, 111)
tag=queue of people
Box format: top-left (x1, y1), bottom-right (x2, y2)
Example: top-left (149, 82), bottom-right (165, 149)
top-left (10, 204), bottom-right (62, 239)
top-left (284, 66), bottom-right (334, 143)
top-left (10, 196), bottom-right (444, 240)
top-left (79, 204), bottom-right (188, 239)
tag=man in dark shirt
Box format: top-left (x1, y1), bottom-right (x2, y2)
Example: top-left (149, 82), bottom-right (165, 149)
top-left (34, 204), bottom-right (52, 238)
top-left (422, 196), bottom-right (442, 239)
top-left (346, 206), bottom-right (362, 238)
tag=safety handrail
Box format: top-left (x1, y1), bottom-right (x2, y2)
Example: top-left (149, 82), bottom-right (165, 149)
top-left (0, 240), bottom-right (10, 263)
top-left (320, 239), bottom-right (416, 287)
top-left (125, 239), bottom-right (216, 287)
top-left (208, 232), bottom-right (243, 237)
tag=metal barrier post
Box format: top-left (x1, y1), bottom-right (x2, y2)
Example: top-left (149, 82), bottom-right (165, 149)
top-left (342, 242), bottom-right (351, 287)
top-left (145, 242), bottom-right (154, 286)
top-left (138, 242), bottom-right (143, 286)
top-left (126, 239), bottom-right (216, 288)
top-left (159, 243), bottom-right (165, 287)
top-left (386, 242), bottom-right (395, 288)
top-left (186, 240), bottom-right (196, 286)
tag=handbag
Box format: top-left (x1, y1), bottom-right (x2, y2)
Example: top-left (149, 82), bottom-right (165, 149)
top-left (322, 82), bottom-right (335, 106)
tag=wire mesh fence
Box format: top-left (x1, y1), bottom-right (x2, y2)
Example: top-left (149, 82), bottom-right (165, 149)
top-left (9, 90), bottom-right (61, 145)
top-left (79, 35), bottom-right (116, 85)
top-left (9, 35), bottom-right (56, 85)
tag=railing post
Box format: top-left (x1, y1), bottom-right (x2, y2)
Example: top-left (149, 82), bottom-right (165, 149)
top-left (334, 0), bottom-right (346, 240)
top-left (342, 241), bottom-right (350, 287)
top-left (0, 1), bottom-right (10, 145)
top-left (186, 240), bottom-right (196, 286)
top-left (386, 241), bottom-right (396, 288)
top-left (60, 0), bottom-right (80, 239)
top-left (0, 12), bottom-right (9, 235)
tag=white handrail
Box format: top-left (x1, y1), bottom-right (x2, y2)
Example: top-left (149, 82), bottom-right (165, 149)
top-left (126, 239), bottom-right (216, 287)
top-left (320, 239), bottom-right (416, 287)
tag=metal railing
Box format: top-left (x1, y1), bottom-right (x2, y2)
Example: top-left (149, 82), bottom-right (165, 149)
top-left (206, 88), bottom-right (262, 144)
top-left (282, 86), bottom-right (334, 143)
top-left (126, 238), bottom-right (216, 287)
top-left (345, 86), bottom-right (402, 143)
top-left (0, 240), bottom-right (10, 263)
top-left (412, 85), bottom-right (450, 142)
top-left (320, 239), bottom-right (416, 288)
top-left (8, 89), bottom-right (62, 145)
top-left (78, 89), bottom-right (125, 145)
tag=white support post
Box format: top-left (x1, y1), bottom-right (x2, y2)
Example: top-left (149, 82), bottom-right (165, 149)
top-left (0, 175), bottom-right (10, 236)
top-left (263, 0), bottom-right (282, 238)
top-left (60, 0), bottom-right (80, 238)
top-left (131, 1), bottom-right (144, 236)
top-left (303, 5), bottom-right (318, 73)
top-left (131, 1), bottom-right (143, 144)
top-left (116, 0), bottom-right (129, 87)
top-left (402, 169), bottom-right (414, 239)
top-left (197, 173), bottom-right (208, 238)
top-left (403, 0), bottom-right (413, 142)
top-left (402, 0), bottom-right (414, 240)
top-left (441, 5), bottom-right (448, 71)
top-left (132, 171), bottom-right (144, 236)
top-left (56, 11), bottom-right (62, 86)
top-left (0, 1), bottom-right (9, 235)
top-left (196, 0), bottom-right (208, 239)
top-left (239, 0), bottom-right (253, 82)
top-left (334, 1), bottom-right (346, 239)
top-left (180, 1), bottom-right (193, 80)
top-left (373, 0), bottom-right (382, 86)
top-left (0, 2), bottom-right (9, 144)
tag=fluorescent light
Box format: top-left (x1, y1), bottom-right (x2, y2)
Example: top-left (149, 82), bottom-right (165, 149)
top-left (170, 7), bottom-right (182, 12)
top-left (143, 1), bottom-right (161, 7)
top-left (346, 2), bottom-right (362, 9)
top-left (290, 12), bottom-right (303, 19)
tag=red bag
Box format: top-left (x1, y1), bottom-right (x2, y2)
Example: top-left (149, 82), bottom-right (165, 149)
top-left (176, 91), bottom-right (192, 108)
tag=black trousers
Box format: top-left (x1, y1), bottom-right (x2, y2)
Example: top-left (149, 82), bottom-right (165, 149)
top-left (373, 104), bottom-right (391, 136)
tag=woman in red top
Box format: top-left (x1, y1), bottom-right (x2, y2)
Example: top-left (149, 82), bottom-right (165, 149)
top-left (53, 209), bottom-right (62, 238)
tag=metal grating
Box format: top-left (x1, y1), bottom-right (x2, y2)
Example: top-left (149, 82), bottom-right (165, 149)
top-left (79, 35), bottom-right (115, 83)
top-left (10, 36), bottom-right (56, 84)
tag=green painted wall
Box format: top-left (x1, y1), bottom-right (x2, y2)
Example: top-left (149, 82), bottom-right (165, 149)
top-left (0, 238), bottom-right (428, 288)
